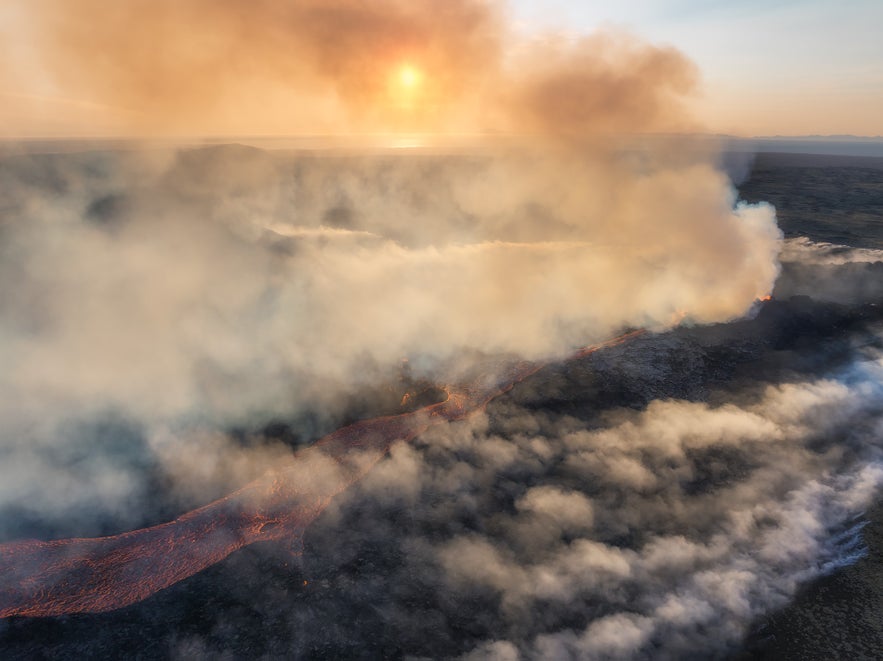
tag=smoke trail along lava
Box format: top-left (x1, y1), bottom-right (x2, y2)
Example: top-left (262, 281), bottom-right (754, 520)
top-left (0, 331), bottom-right (643, 618)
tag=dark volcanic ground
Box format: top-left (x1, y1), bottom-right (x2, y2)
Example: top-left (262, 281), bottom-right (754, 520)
top-left (1, 149), bottom-right (883, 659)
top-left (739, 152), bottom-right (883, 250)
top-left (733, 153), bottom-right (883, 660)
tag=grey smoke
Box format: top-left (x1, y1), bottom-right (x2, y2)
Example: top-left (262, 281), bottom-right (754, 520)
top-left (343, 345), bottom-right (883, 659)
top-left (0, 142), bottom-right (780, 531)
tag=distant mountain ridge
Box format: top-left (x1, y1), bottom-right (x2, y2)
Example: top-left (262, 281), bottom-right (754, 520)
top-left (726, 135), bottom-right (883, 158)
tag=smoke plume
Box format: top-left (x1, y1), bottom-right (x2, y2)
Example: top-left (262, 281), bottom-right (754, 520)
top-left (0, 0), bottom-right (784, 557)
top-left (15, 0), bottom-right (703, 136)
top-left (0, 2), bottom-right (831, 658)
top-left (0, 145), bottom-right (779, 480)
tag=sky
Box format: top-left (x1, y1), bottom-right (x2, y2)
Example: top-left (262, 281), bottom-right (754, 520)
top-left (513, 0), bottom-right (883, 136)
top-left (1, 0), bottom-right (881, 138)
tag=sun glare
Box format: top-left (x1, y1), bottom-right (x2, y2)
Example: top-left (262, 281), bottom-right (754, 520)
top-left (398, 65), bottom-right (422, 89)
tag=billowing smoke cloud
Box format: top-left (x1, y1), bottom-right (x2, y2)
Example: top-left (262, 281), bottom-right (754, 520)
top-left (20, 0), bottom-right (697, 136)
top-left (2, 1), bottom-right (781, 432)
top-left (1, 0), bottom-right (781, 433)
top-left (0, 1), bottom-right (818, 657)
top-left (0, 143), bottom-right (779, 521)
top-left (0, 1), bottom-right (783, 566)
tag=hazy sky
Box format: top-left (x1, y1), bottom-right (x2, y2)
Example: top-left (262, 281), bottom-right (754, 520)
top-left (1, 0), bottom-right (881, 137)
top-left (513, 0), bottom-right (883, 136)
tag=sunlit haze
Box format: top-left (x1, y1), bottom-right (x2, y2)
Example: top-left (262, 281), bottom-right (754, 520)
top-left (513, 0), bottom-right (883, 137)
top-left (398, 65), bottom-right (421, 89)
top-left (2, 0), bottom-right (880, 137)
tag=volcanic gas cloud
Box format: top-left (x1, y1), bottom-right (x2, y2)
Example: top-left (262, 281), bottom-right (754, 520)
top-left (0, 0), bottom-right (785, 631)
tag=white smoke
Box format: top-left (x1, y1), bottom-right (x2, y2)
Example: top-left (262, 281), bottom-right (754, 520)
top-left (351, 356), bottom-right (883, 659)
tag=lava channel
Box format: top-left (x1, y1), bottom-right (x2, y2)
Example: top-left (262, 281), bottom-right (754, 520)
top-left (0, 331), bottom-right (643, 618)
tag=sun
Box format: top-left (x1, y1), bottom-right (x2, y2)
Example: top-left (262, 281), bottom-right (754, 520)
top-left (386, 62), bottom-right (431, 123)
top-left (398, 64), bottom-right (422, 89)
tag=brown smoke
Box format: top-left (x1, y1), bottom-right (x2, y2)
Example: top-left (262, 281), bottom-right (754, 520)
top-left (24, 0), bottom-right (695, 136)
top-left (502, 31), bottom-right (697, 136)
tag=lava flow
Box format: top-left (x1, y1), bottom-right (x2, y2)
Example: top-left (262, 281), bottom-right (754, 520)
top-left (0, 331), bottom-right (643, 618)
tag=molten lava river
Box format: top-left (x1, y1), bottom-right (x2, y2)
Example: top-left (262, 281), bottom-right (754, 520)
top-left (0, 332), bottom-right (643, 618)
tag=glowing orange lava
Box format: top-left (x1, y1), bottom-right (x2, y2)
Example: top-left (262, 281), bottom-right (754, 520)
top-left (0, 331), bottom-right (643, 618)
